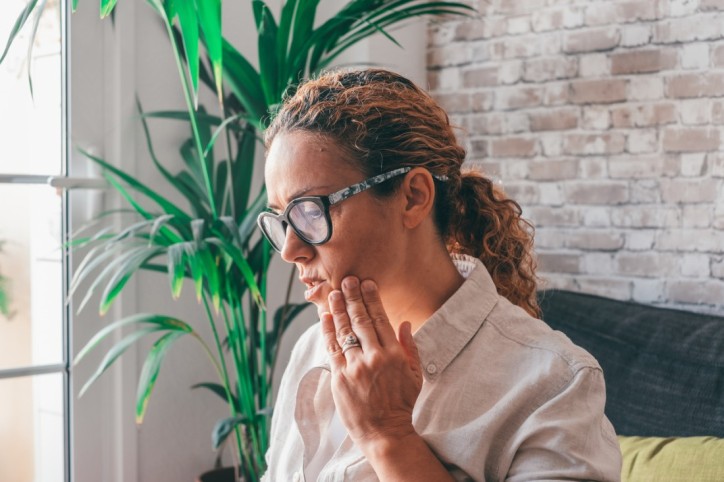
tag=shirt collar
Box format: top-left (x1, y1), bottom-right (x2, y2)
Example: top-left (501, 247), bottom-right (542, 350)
top-left (413, 254), bottom-right (499, 382)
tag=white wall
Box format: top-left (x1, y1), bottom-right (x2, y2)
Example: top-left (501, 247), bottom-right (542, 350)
top-left (69, 2), bottom-right (427, 481)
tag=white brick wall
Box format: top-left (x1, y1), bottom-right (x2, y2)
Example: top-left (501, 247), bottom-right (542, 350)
top-left (428, 0), bottom-right (724, 314)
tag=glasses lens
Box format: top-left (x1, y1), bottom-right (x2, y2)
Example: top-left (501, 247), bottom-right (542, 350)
top-left (259, 214), bottom-right (286, 251)
top-left (289, 200), bottom-right (328, 243)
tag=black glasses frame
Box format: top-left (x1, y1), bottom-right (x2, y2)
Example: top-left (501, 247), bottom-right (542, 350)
top-left (258, 167), bottom-right (449, 252)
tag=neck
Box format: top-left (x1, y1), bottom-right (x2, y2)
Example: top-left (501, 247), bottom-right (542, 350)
top-left (382, 243), bottom-right (465, 334)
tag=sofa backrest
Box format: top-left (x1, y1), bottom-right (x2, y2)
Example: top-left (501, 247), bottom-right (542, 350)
top-left (538, 290), bottom-right (724, 438)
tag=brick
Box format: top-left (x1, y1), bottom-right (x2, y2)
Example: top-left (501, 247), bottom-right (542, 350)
top-left (661, 178), bottom-right (721, 203)
top-left (701, 0), bottom-right (724, 10)
top-left (429, 24), bottom-right (456, 46)
top-left (505, 112), bottom-right (530, 133)
top-left (708, 152), bottom-right (724, 176)
top-left (537, 274), bottom-right (578, 292)
top-left (583, 3), bottom-right (617, 26)
top-left (669, 0), bottom-right (700, 17)
top-left (713, 44), bottom-right (724, 66)
top-left (656, 229), bottom-right (724, 252)
top-left (496, 0), bottom-right (547, 16)
top-left (469, 139), bottom-right (488, 158)
top-left (471, 91), bottom-right (494, 112)
top-left (529, 108), bottom-right (579, 131)
top-left (666, 72), bottom-right (724, 98)
top-left (565, 181), bottom-right (629, 204)
top-left (630, 180), bottom-right (661, 203)
top-left (628, 77), bottom-right (665, 101)
top-left (463, 66), bottom-right (499, 87)
top-left (576, 278), bottom-right (632, 301)
top-left (472, 42), bottom-right (491, 63)
top-left (494, 86), bottom-right (543, 110)
top-left (540, 134), bottom-right (563, 156)
top-left (489, 137), bottom-right (538, 157)
top-left (681, 254), bottom-right (712, 277)
top-left (531, 7), bottom-right (584, 32)
top-left (570, 79), bottom-right (628, 104)
top-left (611, 206), bottom-right (681, 228)
top-left (499, 60), bottom-right (523, 84)
top-left (662, 127), bottom-right (721, 152)
top-left (654, 14), bottom-right (724, 43)
top-left (427, 69), bottom-right (459, 91)
top-left (507, 160), bottom-right (530, 179)
top-left (582, 253), bottom-right (615, 274)
top-left (579, 158), bottom-right (609, 178)
top-left (681, 43), bottom-right (710, 70)
top-left (611, 103), bottom-right (676, 127)
top-left (667, 280), bottom-right (724, 305)
top-left (680, 153), bottom-right (708, 176)
top-left (526, 206), bottom-right (580, 226)
top-left (543, 82), bottom-right (569, 105)
top-left (610, 49), bottom-right (677, 75)
top-left (627, 129), bottom-right (658, 154)
top-left (713, 100), bottom-right (724, 123)
top-left (432, 93), bottom-right (471, 114)
top-left (608, 155), bottom-right (663, 179)
top-left (538, 183), bottom-right (564, 206)
top-left (582, 207), bottom-right (612, 226)
top-left (579, 54), bottom-right (609, 77)
top-left (563, 27), bottom-right (621, 53)
top-left (682, 205), bottom-right (713, 228)
top-left (502, 182), bottom-right (539, 203)
top-left (616, 252), bottom-right (678, 277)
top-left (523, 57), bottom-right (578, 82)
top-left (534, 229), bottom-right (567, 249)
top-left (471, 113), bottom-right (504, 135)
top-left (713, 257), bottom-right (724, 279)
top-left (632, 280), bottom-right (666, 303)
top-left (621, 24), bottom-right (652, 47)
top-left (506, 15), bottom-right (531, 35)
top-left (679, 99), bottom-right (712, 125)
top-left (582, 107), bottom-right (611, 130)
top-left (537, 252), bottom-right (581, 273)
top-left (569, 232), bottom-right (625, 251)
top-left (626, 230), bottom-right (656, 250)
top-left (563, 133), bottom-right (626, 155)
top-left (427, 44), bottom-right (471, 68)
top-left (528, 159), bottom-right (579, 180)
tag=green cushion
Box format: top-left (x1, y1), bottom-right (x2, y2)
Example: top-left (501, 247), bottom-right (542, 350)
top-left (619, 436), bottom-right (724, 482)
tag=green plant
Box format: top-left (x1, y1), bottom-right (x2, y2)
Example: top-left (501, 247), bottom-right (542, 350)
top-left (3, 0), bottom-right (474, 479)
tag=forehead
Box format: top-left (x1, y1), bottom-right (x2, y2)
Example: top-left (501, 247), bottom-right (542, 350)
top-left (264, 131), bottom-right (362, 207)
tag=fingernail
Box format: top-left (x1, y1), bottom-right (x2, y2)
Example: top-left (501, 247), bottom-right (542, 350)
top-left (343, 277), bottom-right (358, 289)
top-left (330, 290), bottom-right (343, 301)
top-left (361, 280), bottom-right (375, 293)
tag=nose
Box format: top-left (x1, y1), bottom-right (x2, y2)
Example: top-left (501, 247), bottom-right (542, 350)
top-left (279, 225), bottom-right (314, 264)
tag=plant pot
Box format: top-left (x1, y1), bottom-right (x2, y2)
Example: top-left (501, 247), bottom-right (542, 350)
top-left (196, 467), bottom-right (238, 482)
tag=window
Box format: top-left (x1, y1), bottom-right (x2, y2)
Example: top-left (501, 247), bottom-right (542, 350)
top-left (0, 1), bottom-right (69, 481)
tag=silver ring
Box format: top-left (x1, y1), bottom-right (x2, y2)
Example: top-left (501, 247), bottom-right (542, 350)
top-left (341, 334), bottom-right (361, 354)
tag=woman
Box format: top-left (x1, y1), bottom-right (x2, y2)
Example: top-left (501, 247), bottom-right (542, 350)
top-left (258, 69), bottom-right (621, 481)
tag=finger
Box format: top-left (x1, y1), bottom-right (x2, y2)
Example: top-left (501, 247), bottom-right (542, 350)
top-left (360, 279), bottom-right (398, 347)
top-left (398, 321), bottom-right (422, 374)
top-left (340, 276), bottom-right (382, 349)
top-left (328, 289), bottom-right (366, 357)
top-left (320, 312), bottom-right (345, 370)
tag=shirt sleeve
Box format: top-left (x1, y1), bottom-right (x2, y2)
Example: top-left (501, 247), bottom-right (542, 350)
top-left (505, 366), bottom-right (622, 482)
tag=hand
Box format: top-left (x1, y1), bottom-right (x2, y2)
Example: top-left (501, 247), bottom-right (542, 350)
top-left (321, 276), bottom-right (423, 451)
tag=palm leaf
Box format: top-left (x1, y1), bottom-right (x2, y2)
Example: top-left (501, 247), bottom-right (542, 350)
top-left (100, 0), bottom-right (119, 18)
top-left (0, 0), bottom-right (39, 65)
top-left (257, 3), bottom-right (279, 106)
top-left (136, 331), bottom-right (186, 423)
top-left (175, 0), bottom-right (200, 105)
top-left (195, 0), bottom-right (223, 100)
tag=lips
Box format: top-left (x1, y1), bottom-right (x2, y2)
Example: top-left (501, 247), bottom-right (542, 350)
top-left (300, 276), bottom-right (327, 302)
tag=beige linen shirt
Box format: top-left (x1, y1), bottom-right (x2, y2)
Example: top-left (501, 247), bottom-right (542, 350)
top-left (262, 255), bottom-right (622, 481)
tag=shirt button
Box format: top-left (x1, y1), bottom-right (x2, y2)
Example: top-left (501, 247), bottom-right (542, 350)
top-left (426, 363), bottom-right (438, 374)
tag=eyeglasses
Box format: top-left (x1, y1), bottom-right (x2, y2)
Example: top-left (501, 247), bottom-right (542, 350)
top-left (257, 167), bottom-right (447, 252)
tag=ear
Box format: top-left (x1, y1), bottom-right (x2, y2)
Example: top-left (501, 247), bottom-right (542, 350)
top-left (400, 167), bottom-right (436, 229)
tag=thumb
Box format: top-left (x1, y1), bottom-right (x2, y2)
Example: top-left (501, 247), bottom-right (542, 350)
top-left (398, 321), bottom-right (421, 369)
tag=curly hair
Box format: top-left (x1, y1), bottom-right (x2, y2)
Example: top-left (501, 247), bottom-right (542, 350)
top-left (265, 69), bottom-right (540, 317)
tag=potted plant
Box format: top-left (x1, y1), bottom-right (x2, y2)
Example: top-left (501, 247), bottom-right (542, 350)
top-left (0, 240), bottom-right (10, 318)
top-left (2, 1), bottom-right (474, 480)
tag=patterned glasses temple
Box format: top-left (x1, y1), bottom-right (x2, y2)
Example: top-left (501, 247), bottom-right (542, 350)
top-left (327, 167), bottom-right (449, 205)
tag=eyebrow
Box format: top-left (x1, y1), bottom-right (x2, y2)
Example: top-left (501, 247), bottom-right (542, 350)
top-left (267, 185), bottom-right (334, 210)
